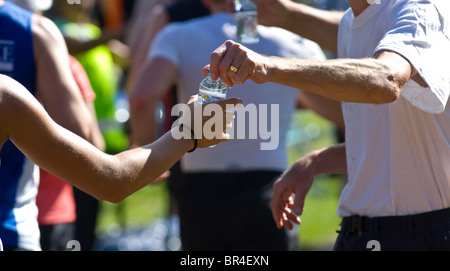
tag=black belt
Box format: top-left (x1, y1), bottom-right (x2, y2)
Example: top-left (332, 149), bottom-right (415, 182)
top-left (341, 207), bottom-right (450, 236)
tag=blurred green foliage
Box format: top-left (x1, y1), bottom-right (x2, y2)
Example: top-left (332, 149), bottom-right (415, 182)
top-left (97, 110), bottom-right (344, 250)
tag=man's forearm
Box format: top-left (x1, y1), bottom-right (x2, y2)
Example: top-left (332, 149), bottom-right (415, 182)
top-left (311, 143), bottom-right (347, 175)
top-left (265, 56), bottom-right (406, 104)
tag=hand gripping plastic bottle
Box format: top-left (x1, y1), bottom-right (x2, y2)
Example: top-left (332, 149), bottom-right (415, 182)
top-left (197, 71), bottom-right (228, 105)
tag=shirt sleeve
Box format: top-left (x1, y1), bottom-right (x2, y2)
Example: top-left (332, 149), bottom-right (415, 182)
top-left (147, 23), bottom-right (183, 68)
top-left (374, 1), bottom-right (450, 114)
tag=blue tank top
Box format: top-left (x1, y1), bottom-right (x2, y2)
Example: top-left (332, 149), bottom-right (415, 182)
top-left (0, 2), bottom-right (40, 251)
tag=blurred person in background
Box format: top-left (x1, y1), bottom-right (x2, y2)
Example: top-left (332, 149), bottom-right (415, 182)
top-left (125, 0), bottom-right (210, 250)
top-left (8, 0), bottom-right (105, 252)
top-left (129, 0), bottom-right (343, 250)
top-left (45, 0), bottom-right (131, 250)
top-left (0, 0), bottom-right (101, 251)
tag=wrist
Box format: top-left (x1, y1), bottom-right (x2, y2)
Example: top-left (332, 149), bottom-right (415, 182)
top-left (305, 149), bottom-right (322, 174)
top-left (173, 124), bottom-right (197, 153)
top-left (263, 56), bottom-right (285, 85)
top-left (186, 128), bottom-right (198, 153)
top-left (308, 144), bottom-right (347, 175)
top-left (265, 56), bottom-right (303, 88)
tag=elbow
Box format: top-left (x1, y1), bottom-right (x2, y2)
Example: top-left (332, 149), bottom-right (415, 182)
top-left (77, 187), bottom-right (128, 204)
top-left (379, 83), bottom-right (401, 104)
top-left (97, 185), bottom-right (131, 204)
top-left (373, 70), bottom-right (407, 104)
top-left (384, 74), bottom-right (407, 103)
top-left (104, 193), bottom-right (128, 204)
top-left (376, 60), bottom-right (410, 104)
top-left (91, 164), bottom-right (134, 204)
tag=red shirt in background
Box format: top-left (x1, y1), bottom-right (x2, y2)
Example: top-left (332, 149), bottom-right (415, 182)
top-left (36, 55), bottom-right (96, 225)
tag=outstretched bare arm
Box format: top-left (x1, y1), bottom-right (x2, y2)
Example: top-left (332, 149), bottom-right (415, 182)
top-left (0, 75), bottom-right (241, 203)
top-left (255, 0), bottom-right (343, 53)
top-left (205, 41), bottom-right (412, 104)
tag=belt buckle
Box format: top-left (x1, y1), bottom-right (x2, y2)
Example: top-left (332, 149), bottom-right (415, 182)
top-left (350, 215), bottom-right (364, 236)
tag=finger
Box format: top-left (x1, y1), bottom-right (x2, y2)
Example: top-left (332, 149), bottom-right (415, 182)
top-left (209, 43), bottom-right (226, 80)
top-left (187, 94), bottom-right (199, 104)
top-left (151, 170), bottom-right (171, 185)
top-left (293, 188), bottom-right (307, 216)
top-left (225, 41), bottom-right (252, 86)
top-left (212, 97), bottom-right (243, 111)
top-left (217, 41), bottom-right (237, 87)
top-left (225, 111), bottom-right (235, 121)
top-left (284, 206), bottom-right (302, 225)
top-left (271, 202), bottom-right (285, 229)
top-left (222, 114), bottom-right (234, 131)
top-left (222, 133), bottom-right (230, 141)
top-left (212, 133), bottom-right (231, 145)
top-left (283, 217), bottom-right (293, 230)
top-left (281, 211), bottom-right (294, 230)
top-left (224, 111), bottom-right (235, 129)
top-left (228, 52), bottom-right (248, 85)
top-left (287, 196), bottom-right (295, 208)
top-left (201, 131), bottom-right (231, 148)
top-left (202, 65), bottom-right (211, 77)
top-left (225, 121), bottom-right (233, 130)
top-left (210, 41), bottom-right (231, 81)
top-left (272, 204), bottom-right (286, 229)
top-left (224, 119), bottom-right (234, 131)
top-left (271, 182), bottom-right (288, 229)
top-left (228, 64), bottom-right (240, 85)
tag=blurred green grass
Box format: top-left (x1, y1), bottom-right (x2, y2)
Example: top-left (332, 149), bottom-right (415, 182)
top-left (96, 110), bottom-right (343, 250)
top-left (287, 110), bottom-right (343, 250)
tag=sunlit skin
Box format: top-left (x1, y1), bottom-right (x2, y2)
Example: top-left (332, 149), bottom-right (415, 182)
top-left (0, 75), bottom-right (241, 203)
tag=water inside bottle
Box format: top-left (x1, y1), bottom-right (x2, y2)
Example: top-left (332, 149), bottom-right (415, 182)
top-left (235, 11), bottom-right (259, 44)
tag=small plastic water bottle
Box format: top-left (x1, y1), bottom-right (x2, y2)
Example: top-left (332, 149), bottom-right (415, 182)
top-left (197, 72), bottom-right (228, 105)
top-left (196, 72), bottom-right (228, 148)
top-left (234, 0), bottom-right (259, 44)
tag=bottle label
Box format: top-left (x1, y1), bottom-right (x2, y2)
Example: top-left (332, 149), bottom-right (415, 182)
top-left (198, 94), bottom-right (224, 104)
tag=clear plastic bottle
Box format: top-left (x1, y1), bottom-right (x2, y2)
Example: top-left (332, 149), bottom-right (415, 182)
top-left (197, 72), bottom-right (228, 105)
top-left (196, 73), bottom-right (228, 148)
top-left (234, 0), bottom-right (259, 44)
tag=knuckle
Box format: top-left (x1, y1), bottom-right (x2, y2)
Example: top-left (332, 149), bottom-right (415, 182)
top-left (230, 42), bottom-right (241, 51)
top-left (225, 39), bottom-right (235, 47)
top-left (242, 58), bottom-right (255, 69)
top-left (218, 62), bottom-right (229, 73)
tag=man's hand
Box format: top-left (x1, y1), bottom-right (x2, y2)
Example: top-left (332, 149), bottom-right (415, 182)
top-left (271, 152), bottom-right (318, 229)
top-left (202, 40), bottom-right (269, 88)
top-left (271, 144), bottom-right (347, 229)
